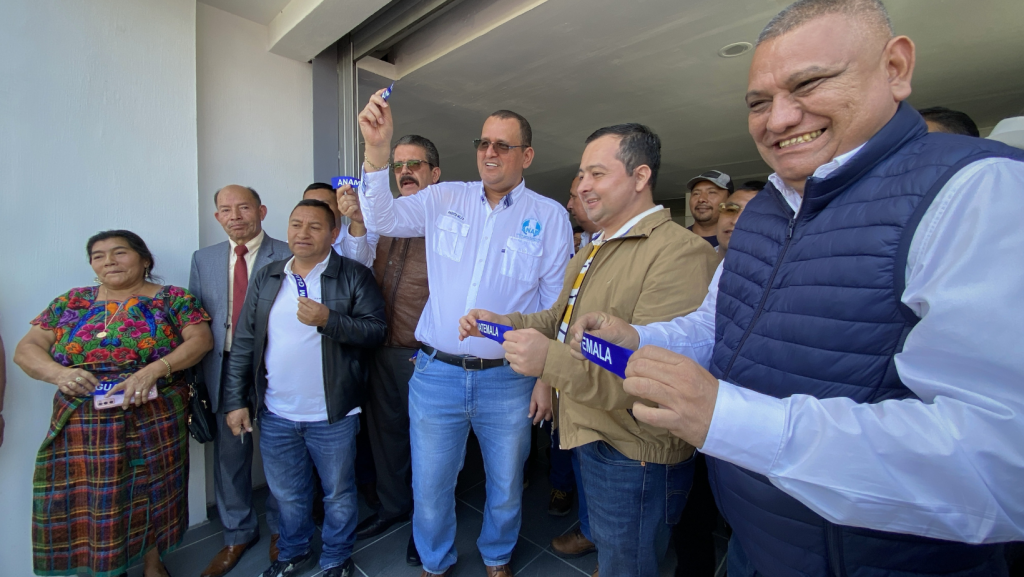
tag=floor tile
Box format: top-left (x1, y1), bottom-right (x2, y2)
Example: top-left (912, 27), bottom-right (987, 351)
top-left (151, 436), bottom-right (722, 577)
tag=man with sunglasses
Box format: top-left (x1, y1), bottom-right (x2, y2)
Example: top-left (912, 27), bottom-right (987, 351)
top-left (356, 90), bottom-right (572, 577)
top-left (336, 135), bottom-right (441, 567)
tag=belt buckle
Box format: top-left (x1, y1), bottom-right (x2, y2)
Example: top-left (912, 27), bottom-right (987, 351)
top-left (461, 357), bottom-right (480, 371)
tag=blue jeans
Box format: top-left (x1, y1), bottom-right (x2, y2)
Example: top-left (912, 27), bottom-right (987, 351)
top-left (259, 409), bottom-right (360, 570)
top-left (409, 351), bottom-right (535, 573)
top-left (577, 441), bottom-right (695, 577)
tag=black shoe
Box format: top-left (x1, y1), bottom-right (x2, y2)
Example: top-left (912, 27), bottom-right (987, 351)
top-left (323, 558), bottom-right (355, 577)
top-left (261, 550), bottom-right (316, 577)
top-left (355, 512), bottom-right (410, 540)
top-left (406, 534), bottom-right (421, 566)
top-left (548, 488), bottom-right (573, 517)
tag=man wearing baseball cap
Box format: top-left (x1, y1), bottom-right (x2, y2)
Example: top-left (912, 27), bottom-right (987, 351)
top-left (686, 170), bottom-right (733, 248)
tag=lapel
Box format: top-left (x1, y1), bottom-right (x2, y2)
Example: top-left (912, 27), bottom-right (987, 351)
top-left (253, 234), bottom-right (284, 274)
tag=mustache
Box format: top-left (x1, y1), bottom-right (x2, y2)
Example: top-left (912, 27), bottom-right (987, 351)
top-left (399, 175), bottom-right (419, 187)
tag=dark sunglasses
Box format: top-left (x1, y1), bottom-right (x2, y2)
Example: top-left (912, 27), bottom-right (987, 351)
top-left (473, 139), bottom-right (526, 154)
top-left (393, 160), bottom-right (432, 171)
top-left (719, 202), bottom-right (743, 215)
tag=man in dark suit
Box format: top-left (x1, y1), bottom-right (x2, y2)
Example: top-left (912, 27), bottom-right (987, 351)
top-left (189, 184), bottom-right (291, 577)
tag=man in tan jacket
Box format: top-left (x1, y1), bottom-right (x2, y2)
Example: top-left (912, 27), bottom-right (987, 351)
top-left (459, 123), bottom-right (718, 577)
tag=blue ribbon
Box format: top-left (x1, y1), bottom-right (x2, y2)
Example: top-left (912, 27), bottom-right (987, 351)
top-left (332, 175), bottom-right (360, 190)
top-left (476, 320), bottom-right (513, 344)
top-left (581, 332), bottom-right (633, 379)
top-left (293, 274), bottom-right (308, 298)
top-left (381, 82), bottom-right (394, 101)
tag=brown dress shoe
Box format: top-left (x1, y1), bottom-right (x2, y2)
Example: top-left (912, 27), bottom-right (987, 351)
top-left (486, 564), bottom-right (513, 577)
top-left (200, 538), bottom-right (258, 577)
top-left (551, 527), bottom-right (596, 558)
top-left (419, 567), bottom-right (454, 577)
top-left (269, 533), bottom-right (280, 562)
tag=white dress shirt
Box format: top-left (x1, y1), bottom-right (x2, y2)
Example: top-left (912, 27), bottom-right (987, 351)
top-left (332, 225), bottom-right (377, 269)
top-left (634, 151), bottom-right (1024, 544)
top-left (226, 230), bottom-right (264, 351)
top-left (358, 168), bottom-right (573, 358)
top-left (264, 254), bottom-right (360, 422)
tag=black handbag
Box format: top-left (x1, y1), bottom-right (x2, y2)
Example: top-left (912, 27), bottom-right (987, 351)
top-left (161, 293), bottom-right (218, 443)
top-left (185, 373), bottom-right (217, 443)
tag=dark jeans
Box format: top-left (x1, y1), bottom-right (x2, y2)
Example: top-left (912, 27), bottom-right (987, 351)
top-left (577, 441), bottom-right (695, 577)
top-left (260, 409), bottom-right (360, 570)
top-left (570, 444), bottom-right (592, 541)
top-left (215, 351), bottom-right (279, 544)
top-left (673, 453), bottom-right (719, 577)
top-left (366, 346), bottom-right (416, 519)
top-left (546, 422), bottom-right (576, 492)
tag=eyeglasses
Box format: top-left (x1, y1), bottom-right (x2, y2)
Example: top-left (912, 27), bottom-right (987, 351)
top-left (473, 139), bottom-right (526, 154)
top-left (393, 160), bottom-right (432, 171)
top-left (719, 202), bottom-right (743, 215)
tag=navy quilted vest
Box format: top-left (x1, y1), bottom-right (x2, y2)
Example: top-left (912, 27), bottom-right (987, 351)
top-left (708, 102), bottom-right (1024, 577)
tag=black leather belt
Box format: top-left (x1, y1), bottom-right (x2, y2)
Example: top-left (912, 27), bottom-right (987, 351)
top-left (420, 345), bottom-right (504, 371)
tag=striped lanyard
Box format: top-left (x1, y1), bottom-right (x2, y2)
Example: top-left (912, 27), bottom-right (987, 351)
top-left (556, 242), bottom-right (601, 343)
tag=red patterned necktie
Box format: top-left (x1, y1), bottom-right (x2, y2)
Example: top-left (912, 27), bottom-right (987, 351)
top-left (232, 244), bottom-right (249, 333)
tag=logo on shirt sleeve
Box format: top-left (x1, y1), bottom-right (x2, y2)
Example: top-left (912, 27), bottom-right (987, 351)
top-left (521, 218), bottom-right (542, 237)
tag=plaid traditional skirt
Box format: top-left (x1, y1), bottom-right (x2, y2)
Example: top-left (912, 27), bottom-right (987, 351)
top-left (32, 382), bottom-right (190, 577)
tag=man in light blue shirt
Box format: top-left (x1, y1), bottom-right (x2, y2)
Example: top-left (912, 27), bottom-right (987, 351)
top-left (356, 91), bottom-right (573, 577)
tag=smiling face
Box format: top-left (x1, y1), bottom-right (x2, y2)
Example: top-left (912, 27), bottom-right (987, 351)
top-left (577, 134), bottom-right (652, 234)
top-left (689, 181), bottom-right (729, 226)
top-left (393, 144), bottom-right (440, 196)
top-left (90, 238), bottom-right (149, 290)
top-left (287, 205), bottom-right (337, 261)
top-left (566, 175), bottom-right (600, 234)
top-left (215, 185), bottom-right (267, 244)
top-left (476, 116), bottom-right (534, 193)
top-left (746, 13), bottom-right (915, 192)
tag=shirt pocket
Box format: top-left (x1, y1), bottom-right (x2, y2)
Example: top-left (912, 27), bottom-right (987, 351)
top-left (500, 236), bottom-right (544, 282)
top-left (432, 214), bottom-right (470, 262)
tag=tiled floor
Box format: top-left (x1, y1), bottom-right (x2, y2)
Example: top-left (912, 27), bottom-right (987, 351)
top-left (137, 430), bottom-right (727, 577)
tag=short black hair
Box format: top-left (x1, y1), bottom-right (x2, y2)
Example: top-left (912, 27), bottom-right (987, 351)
top-left (584, 123), bottom-right (662, 192)
top-left (393, 134), bottom-right (441, 167)
top-left (213, 185), bottom-right (261, 207)
top-left (292, 199), bottom-right (337, 228)
top-left (488, 110), bottom-right (532, 147)
top-left (919, 107), bottom-right (980, 137)
top-left (86, 230), bottom-right (159, 281)
top-left (304, 182), bottom-right (333, 193)
top-left (758, 0), bottom-right (893, 46)
top-left (735, 180), bottom-right (766, 193)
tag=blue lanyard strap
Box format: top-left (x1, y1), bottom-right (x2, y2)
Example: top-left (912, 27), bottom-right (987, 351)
top-left (293, 273), bottom-right (308, 298)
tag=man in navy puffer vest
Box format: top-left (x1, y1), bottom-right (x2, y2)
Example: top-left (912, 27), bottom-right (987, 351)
top-left (567, 1), bottom-right (1024, 575)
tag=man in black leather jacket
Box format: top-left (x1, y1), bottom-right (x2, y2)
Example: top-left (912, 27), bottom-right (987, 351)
top-left (223, 199), bottom-right (387, 577)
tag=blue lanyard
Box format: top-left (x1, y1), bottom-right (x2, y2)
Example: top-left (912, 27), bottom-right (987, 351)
top-left (293, 274), bottom-right (308, 298)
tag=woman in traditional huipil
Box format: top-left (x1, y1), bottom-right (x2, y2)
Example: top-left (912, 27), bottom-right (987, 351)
top-left (14, 230), bottom-right (213, 577)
